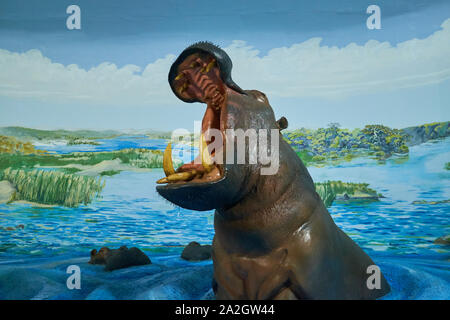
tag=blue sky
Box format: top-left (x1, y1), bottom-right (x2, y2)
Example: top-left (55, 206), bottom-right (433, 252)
top-left (0, 0), bottom-right (449, 130)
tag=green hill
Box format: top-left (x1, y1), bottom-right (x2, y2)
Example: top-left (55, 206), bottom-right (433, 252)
top-left (0, 126), bottom-right (121, 141)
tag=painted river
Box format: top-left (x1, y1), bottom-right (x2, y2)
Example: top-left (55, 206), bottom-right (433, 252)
top-left (0, 136), bottom-right (448, 299)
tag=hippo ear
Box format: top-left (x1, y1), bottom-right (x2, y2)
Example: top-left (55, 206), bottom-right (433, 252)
top-left (277, 116), bottom-right (288, 131)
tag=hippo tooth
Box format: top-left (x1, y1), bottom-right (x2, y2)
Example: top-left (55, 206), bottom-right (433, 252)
top-left (178, 82), bottom-right (188, 94)
top-left (156, 177), bottom-right (168, 184)
top-left (167, 170), bottom-right (197, 182)
top-left (175, 73), bottom-right (184, 80)
top-left (200, 133), bottom-right (214, 173)
top-left (163, 143), bottom-right (176, 177)
top-left (205, 59), bottom-right (216, 73)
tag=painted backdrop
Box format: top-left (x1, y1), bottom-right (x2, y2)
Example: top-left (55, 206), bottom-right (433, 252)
top-left (0, 0), bottom-right (448, 300)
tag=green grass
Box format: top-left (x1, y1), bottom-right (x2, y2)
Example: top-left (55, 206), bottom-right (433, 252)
top-left (59, 167), bottom-right (82, 174)
top-left (314, 180), bottom-right (380, 207)
top-left (2, 168), bottom-right (105, 207)
top-left (100, 170), bottom-right (121, 176)
top-left (446, 162), bottom-right (450, 170)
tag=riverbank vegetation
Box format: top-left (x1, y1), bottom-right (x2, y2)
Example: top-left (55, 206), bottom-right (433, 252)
top-left (1, 168), bottom-right (104, 207)
top-left (0, 135), bottom-right (47, 155)
top-left (2, 121), bottom-right (445, 208)
top-left (284, 121), bottom-right (449, 167)
top-left (315, 181), bottom-right (381, 207)
top-left (402, 122), bottom-right (450, 145)
top-left (0, 136), bottom-right (168, 206)
top-left (0, 148), bottom-right (166, 172)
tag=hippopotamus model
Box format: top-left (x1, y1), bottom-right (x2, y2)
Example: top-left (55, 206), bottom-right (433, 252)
top-left (156, 41), bottom-right (390, 299)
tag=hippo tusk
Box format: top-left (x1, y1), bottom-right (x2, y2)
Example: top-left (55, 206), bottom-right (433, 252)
top-left (163, 143), bottom-right (176, 177)
top-left (157, 170), bottom-right (198, 184)
top-left (167, 170), bottom-right (197, 182)
top-left (200, 133), bottom-right (214, 173)
top-left (156, 177), bottom-right (169, 184)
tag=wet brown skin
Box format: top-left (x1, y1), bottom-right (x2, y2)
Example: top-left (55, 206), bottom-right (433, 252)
top-left (157, 53), bottom-right (391, 299)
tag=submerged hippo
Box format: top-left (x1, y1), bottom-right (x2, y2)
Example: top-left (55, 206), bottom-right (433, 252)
top-left (156, 41), bottom-right (390, 299)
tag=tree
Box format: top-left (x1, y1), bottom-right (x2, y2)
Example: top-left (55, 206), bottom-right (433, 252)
top-left (327, 122), bottom-right (341, 135)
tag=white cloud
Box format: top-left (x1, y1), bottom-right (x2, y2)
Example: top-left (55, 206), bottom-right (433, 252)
top-left (227, 19), bottom-right (450, 98)
top-left (0, 18), bottom-right (449, 105)
top-left (0, 49), bottom-right (178, 105)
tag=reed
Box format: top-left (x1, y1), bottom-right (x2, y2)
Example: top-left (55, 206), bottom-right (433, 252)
top-left (315, 182), bottom-right (336, 207)
top-left (2, 168), bottom-right (105, 207)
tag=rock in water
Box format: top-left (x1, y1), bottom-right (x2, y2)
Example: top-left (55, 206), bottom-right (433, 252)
top-left (434, 235), bottom-right (450, 246)
top-left (89, 246), bottom-right (151, 271)
top-left (181, 242), bottom-right (212, 261)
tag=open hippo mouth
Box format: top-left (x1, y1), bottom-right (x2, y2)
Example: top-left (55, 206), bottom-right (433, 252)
top-left (155, 103), bottom-right (236, 211)
top-left (156, 101), bottom-right (227, 187)
top-left (155, 43), bottom-right (246, 211)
